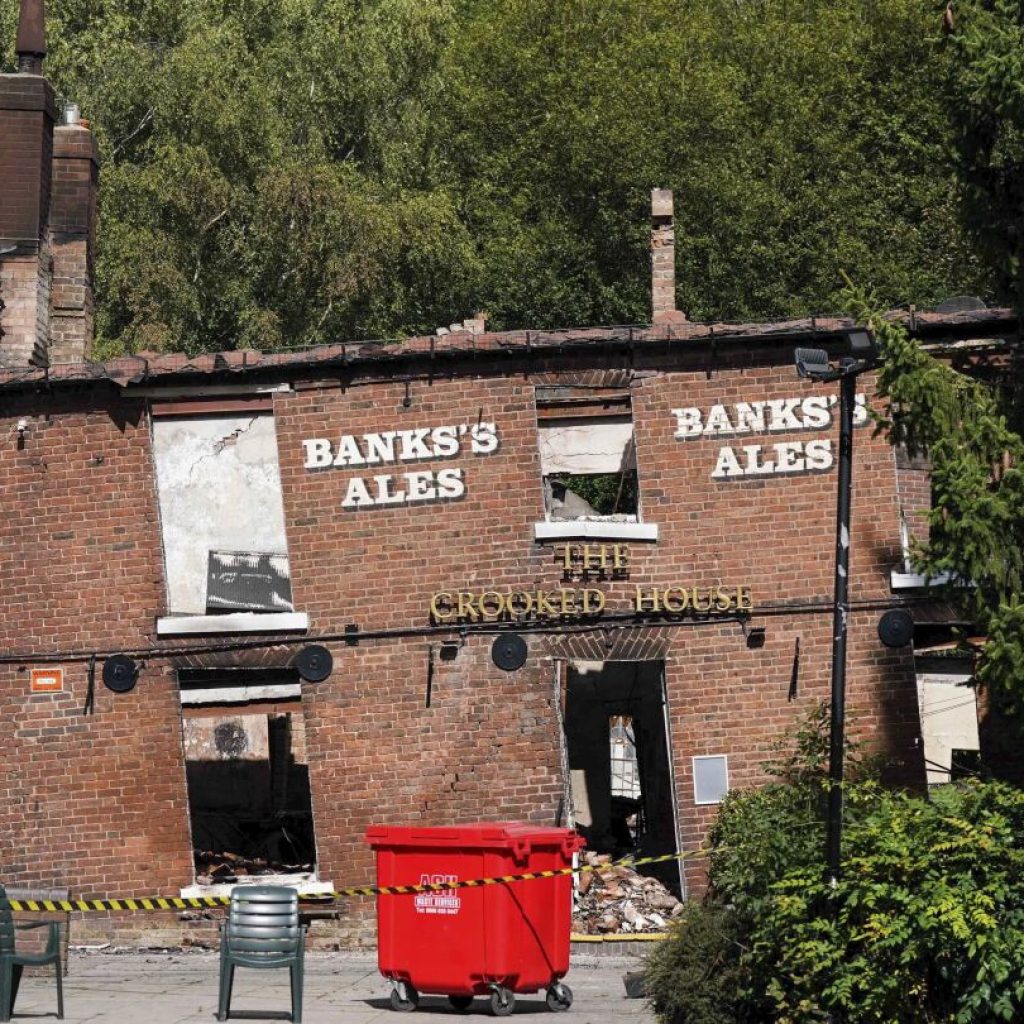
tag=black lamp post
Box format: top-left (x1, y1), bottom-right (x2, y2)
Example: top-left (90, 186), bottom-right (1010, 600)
top-left (795, 329), bottom-right (878, 885)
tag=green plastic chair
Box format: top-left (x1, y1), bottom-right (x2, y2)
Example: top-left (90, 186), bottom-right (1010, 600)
top-left (217, 886), bottom-right (306, 1023)
top-left (0, 886), bottom-right (63, 1022)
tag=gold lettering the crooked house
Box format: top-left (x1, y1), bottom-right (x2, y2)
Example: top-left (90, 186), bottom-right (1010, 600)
top-left (430, 585), bottom-right (752, 622)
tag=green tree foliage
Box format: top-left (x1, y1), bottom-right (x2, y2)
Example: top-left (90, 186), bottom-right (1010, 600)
top-left (1, 0), bottom-right (481, 355)
top-left (0, 0), bottom-right (992, 354)
top-left (817, 4), bottom-right (1024, 722)
top-left (645, 710), bottom-right (1024, 1024)
top-left (450, 0), bottom-right (988, 328)
top-left (843, 283), bottom-right (1024, 714)
top-left (944, 0), bottom-right (1024, 310)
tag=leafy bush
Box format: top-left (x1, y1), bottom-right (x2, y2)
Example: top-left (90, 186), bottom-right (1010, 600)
top-left (644, 903), bottom-right (765, 1024)
top-left (646, 708), bottom-right (1024, 1024)
top-left (748, 780), bottom-right (1024, 1024)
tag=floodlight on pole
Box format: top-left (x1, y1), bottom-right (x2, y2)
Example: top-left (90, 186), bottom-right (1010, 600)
top-left (797, 330), bottom-right (877, 383)
top-left (795, 347), bottom-right (834, 380)
top-left (794, 328), bottom-right (879, 889)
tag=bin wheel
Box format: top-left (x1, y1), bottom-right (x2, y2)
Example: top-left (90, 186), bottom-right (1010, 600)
top-left (390, 982), bottom-right (419, 1012)
top-left (448, 995), bottom-right (474, 1011)
top-left (546, 983), bottom-right (573, 1012)
top-left (489, 987), bottom-right (516, 1017)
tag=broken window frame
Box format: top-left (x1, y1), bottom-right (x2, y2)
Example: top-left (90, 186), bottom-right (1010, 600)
top-left (609, 715), bottom-right (642, 800)
top-left (536, 388), bottom-right (641, 523)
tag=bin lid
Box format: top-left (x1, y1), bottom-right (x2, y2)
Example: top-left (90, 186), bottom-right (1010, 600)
top-left (366, 821), bottom-right (583, 851)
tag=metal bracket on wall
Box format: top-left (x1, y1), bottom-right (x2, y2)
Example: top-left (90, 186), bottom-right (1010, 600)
top-left (82, 653), bottom-right (96, 715)
top-left (425, 645), bottom-right (435, 708)
top-left (788, 637), bottom-right (801, 701)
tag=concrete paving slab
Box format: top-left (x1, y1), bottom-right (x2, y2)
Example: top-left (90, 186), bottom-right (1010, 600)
top-left (9, 951), bottom-right (655, 1024)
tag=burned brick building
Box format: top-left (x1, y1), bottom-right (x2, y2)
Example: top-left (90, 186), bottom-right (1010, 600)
top-left (1, 0), bottom-right (1016, 944)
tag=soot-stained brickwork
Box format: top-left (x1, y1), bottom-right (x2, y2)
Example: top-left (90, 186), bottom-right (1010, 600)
top-left (0, 0), bottom-right (1013, 949)
top-left (0, 393), bottom-right (194, 902)
top-left (270, 359), bottom-right (922, 900)
top-left (0, 330), bottom-right (948, 940)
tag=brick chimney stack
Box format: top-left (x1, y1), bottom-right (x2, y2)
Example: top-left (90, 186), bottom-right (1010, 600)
top-left (0, 0), bottom-right (99, 367)
top-left (49, 114), bottom-right (100, 363)
top-left (651, 188), bottom-right (686, 326)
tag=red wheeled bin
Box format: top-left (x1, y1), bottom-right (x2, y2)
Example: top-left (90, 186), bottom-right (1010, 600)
top-left (366, 823), bottom-right (585, 1016)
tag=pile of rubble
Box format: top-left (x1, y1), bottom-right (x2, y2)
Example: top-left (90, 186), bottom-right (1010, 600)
top-left (572, 852), bottom-right (683, 934)
top-left (194, 850), bottom-right (313, 885)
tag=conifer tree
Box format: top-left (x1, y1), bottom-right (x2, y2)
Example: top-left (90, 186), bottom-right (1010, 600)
top-left (851, 2), bottom-right (1024, 718)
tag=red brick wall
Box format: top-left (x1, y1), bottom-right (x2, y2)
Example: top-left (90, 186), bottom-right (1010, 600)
top-left (0, 394), bottom-right (194, 898)
top-left (272, 362), bottom-right (922, 899)
top-left (0, 76), bottom-right (53, 244)
top-left (275, 378), bottom-right (565, 888)
top-left (0, 252), bottom-right (50, 366)
top-left (0, 75), bottom-right (54, 365)
top-left (0, 349), bottom-right (924, 931)
top-left (661, 613), bottom-right (918, 895)
top-left (49, 124), bottom-right (99, 364)
top-left (894, 446), bottom-right (932, 550)
top-left (302, 637), bottom-right (565, 891)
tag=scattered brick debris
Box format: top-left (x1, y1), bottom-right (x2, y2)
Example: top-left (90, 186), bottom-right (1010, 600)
top-left (572, 852), bottom-right (682, 934)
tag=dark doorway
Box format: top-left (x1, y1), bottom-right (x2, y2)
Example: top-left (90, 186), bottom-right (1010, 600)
top-left (562, 661), bottom-right (680, 895)
top-left (178, 669), bottom-right (317, 885)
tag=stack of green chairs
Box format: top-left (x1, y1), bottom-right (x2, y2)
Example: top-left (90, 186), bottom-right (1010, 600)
top-left (216, 885), bottom-right (306, 1023)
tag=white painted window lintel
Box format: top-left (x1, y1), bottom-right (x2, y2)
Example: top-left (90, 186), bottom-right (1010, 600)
top-left (180, 877), bottom-right (331, 899)
top-left (156, 612), bottom-right (309, 636)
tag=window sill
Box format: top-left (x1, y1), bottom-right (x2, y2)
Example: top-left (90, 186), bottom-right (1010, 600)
top-left (156, 612), bottom-right (309, 637)
top-left (889, 570), bottom-right (955, 590)
top-left (534, 521), bottom-right (659, 542)
top-left (181, 876), bottom-right (331, 899)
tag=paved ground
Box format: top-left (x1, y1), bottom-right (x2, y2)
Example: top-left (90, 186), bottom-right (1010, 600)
top-left (10, 951), bottom-right (654, 1023)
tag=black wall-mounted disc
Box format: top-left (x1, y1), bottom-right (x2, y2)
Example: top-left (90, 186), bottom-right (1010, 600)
top-left (102, 654), bottom-right (139, 693)
top-left (293, 644), bottom-right (333, 683)
top-left (878, 609), bottom-right (914, 648)
top-left (492, 634), bottom-right (527, 672)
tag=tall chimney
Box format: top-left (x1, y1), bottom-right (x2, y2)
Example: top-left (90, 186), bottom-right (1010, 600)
top-left (0, 0), bottom-right (55, 367)
top-left (651, 188), bottom-right (686, 326)
top-left (0, 0), bottom-right (99, 368)
top-left (49, 113), bottom-right (100, 363)
top-left (16, 0), bottom-right (46, 75)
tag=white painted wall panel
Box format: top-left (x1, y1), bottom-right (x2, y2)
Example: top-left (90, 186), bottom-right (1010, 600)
top-left (917, 669), bottom-right (979, 786)
top-left (152, 413), bottom-right (290, 614)
top-left (538, 418), bottom-right (634, 475)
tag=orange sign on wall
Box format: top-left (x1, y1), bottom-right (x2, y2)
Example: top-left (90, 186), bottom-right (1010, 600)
top-left (30, 668), bottom-right (64, 693)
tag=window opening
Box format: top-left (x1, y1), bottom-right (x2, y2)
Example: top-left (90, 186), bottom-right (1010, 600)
top-left (950, 748), bottom-right (983, 782)
top-left (609, 714), bottom-right (644, 849)
top-left (915, 657), bottom-right (979, 788)
top-left (609, 716), bottom-right (641, 799)
top-left (537, 389), bottom-right (639, 521)
top-left (179, 669), bottom-right (317, 886)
